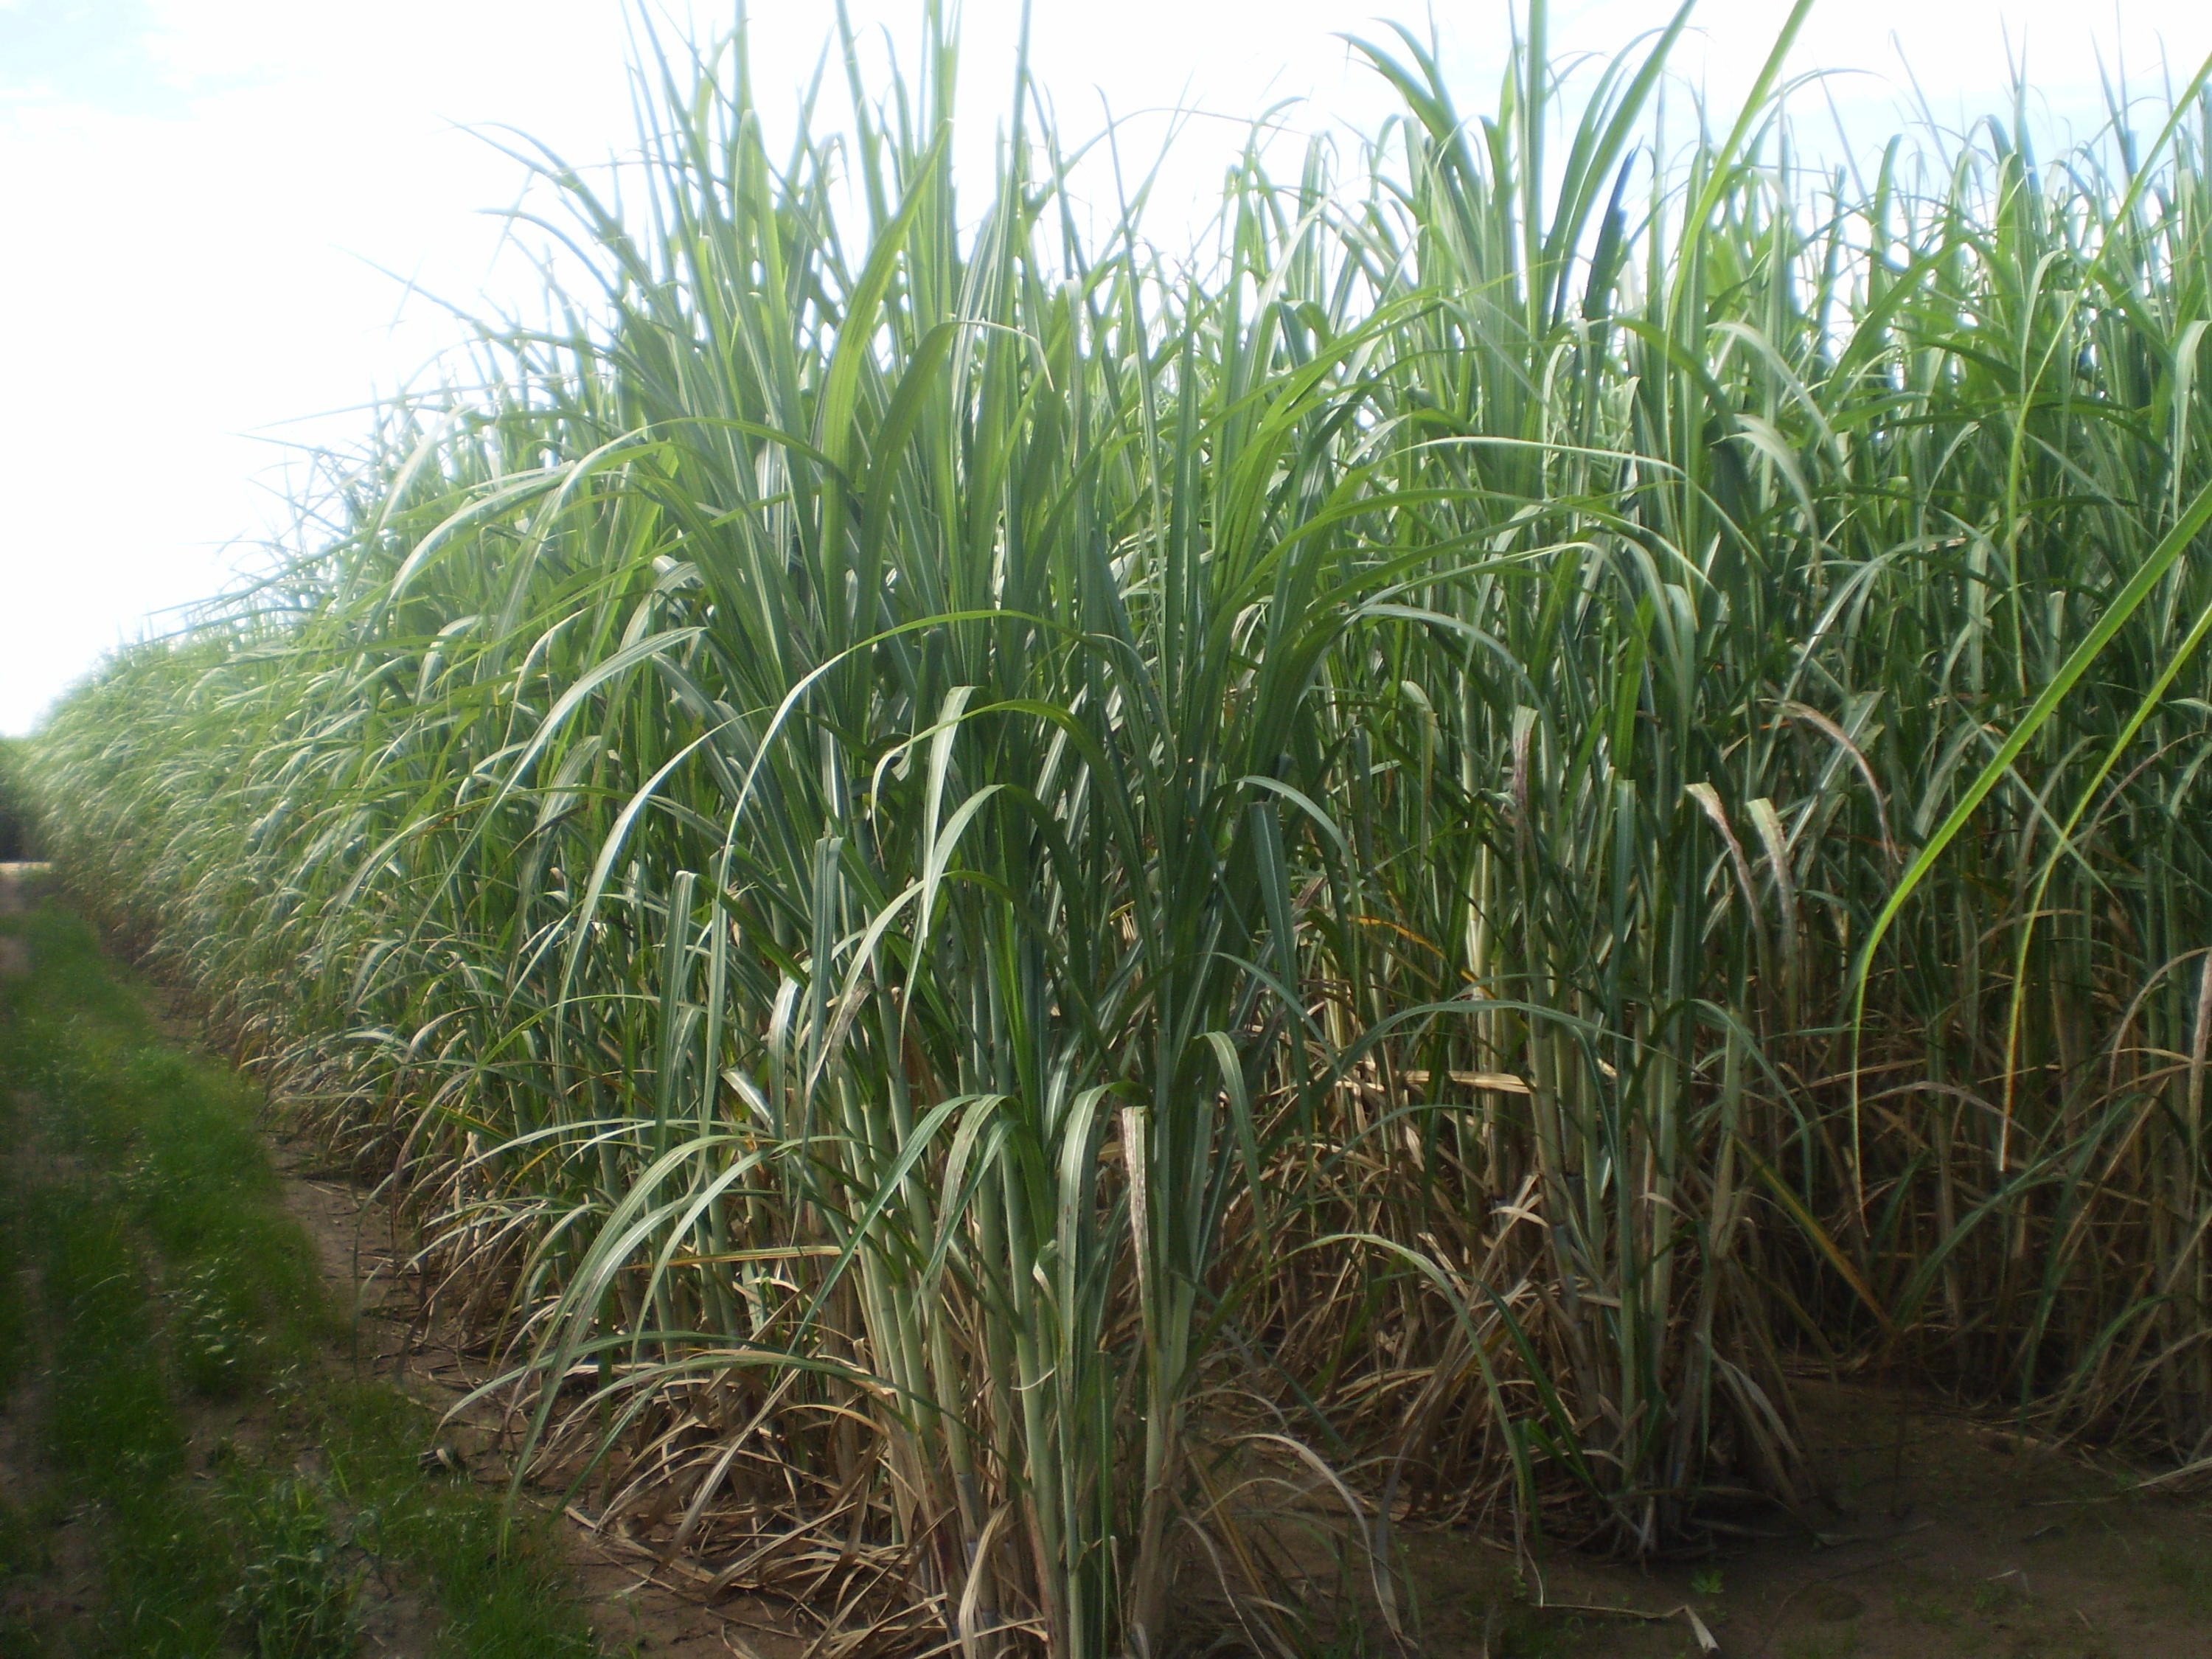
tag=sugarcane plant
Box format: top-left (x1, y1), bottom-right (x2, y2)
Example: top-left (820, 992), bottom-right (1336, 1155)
top-left (26, 1), bottom-right (2212, 1652)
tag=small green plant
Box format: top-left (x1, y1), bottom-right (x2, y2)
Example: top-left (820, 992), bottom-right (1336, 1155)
top-left (2154, 1544), bottom-right (2212, 1615)
top-left (223, 1477), bottom-right (360, 1659)
top-left (1690, 1567), bottom-right (1724, 1596)
top-left (1892, 1586), bottom-right (1960, 1628)
top-left (1971, 1576), bottom-right (2027, 1617)
top-left (167, 1259), bottom-right (263, 1395)
top-left (1481, 1606), bottom-right (1580, 1659)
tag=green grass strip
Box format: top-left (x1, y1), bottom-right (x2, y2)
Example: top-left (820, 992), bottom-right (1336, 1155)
top-left (0, 892), bottom-right (607, 1658)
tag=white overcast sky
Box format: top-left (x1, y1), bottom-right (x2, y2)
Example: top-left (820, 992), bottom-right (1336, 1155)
top-left (3, 0), bottom-right (2209, 734)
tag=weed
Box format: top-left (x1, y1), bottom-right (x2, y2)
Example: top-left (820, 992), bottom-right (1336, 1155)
top-left (1472, 1604), bottom-right (1583, 1659)
top-left (1972, 1576), bottom-right (2028, 1618)
top-left (166, 1259), bottom-right (269, 1396)
top-left (1892, 1586), bottom-right (1961, 1627)
top-left (2153, 1544), bottom-right (2212, 1615)
top-left (223, 1476), bottom-right (360, 1659)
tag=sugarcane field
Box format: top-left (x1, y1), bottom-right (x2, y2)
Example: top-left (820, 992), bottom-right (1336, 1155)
top-left (10, 1), bottom-right (2212, 1653)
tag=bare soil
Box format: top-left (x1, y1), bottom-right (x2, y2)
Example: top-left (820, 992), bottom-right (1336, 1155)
top-left (1407, 1382), bottom-right (2212, 1657)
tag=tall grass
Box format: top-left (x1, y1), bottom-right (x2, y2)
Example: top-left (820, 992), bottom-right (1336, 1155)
top-left (28, 2), bottom-right (2212, 1649)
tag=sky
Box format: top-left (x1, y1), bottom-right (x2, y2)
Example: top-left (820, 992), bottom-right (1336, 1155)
top-left (3, 0), bottom-right (2210, 734)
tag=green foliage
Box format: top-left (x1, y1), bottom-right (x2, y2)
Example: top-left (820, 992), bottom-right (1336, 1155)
top-left (22, 1), bottom-right (2212, 1651)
